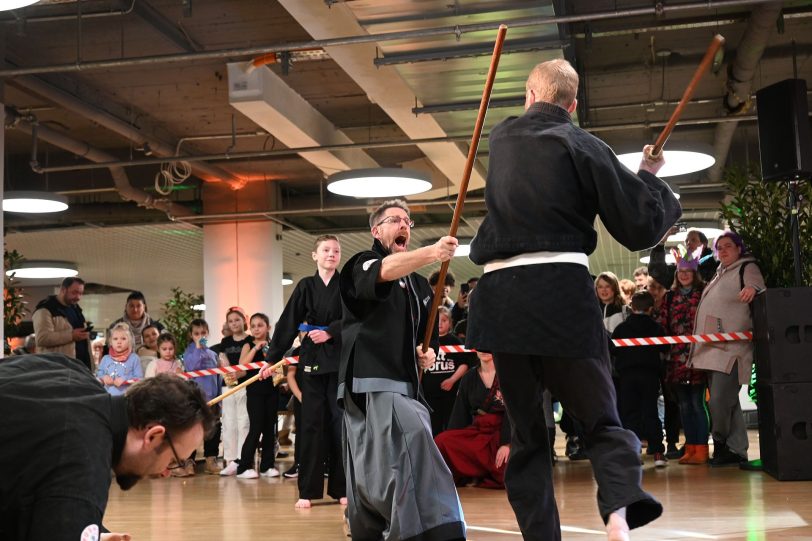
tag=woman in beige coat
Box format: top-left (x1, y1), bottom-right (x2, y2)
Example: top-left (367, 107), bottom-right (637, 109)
top-left (688, 231), bottom-right (765, 466)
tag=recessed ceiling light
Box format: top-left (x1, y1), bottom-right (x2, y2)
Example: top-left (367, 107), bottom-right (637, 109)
top-left (3, 191), bottom-right (69, 213)
top-left (0, 0), bottom-right (40, 11)
top-left (667, 227), bottom-right (724, 244)
top-left (5, 260), bottom-right (78, 279)
top-left (616, 150), bottom-right (715, 177)
top-left (282, 273), bottom-right (293, 286)
top-left (327, 168), bottom-right (431, 198)
top-left (639, 254), bottom-right (676, 265)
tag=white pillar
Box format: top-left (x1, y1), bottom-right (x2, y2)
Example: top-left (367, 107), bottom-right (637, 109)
top-left (203, 220), bottom-right (283, 344)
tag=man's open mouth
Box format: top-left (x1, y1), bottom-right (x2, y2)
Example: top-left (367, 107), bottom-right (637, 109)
top-left (394, 235), bottom-right (408, 248)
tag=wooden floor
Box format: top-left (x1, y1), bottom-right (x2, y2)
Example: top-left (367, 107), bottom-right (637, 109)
top-left (105, 431), bottom-right (812, 540)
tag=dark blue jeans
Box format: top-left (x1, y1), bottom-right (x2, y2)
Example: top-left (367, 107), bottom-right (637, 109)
top-left (674, 384), bottom-right (710, 445)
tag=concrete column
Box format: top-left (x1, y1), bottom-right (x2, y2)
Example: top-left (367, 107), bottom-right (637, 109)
top-left (202, 181), bottom-right (283, 344)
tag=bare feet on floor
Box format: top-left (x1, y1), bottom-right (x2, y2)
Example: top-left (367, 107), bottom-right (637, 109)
top-left (606, 511), bottom-right (630, 541)
top-left (339, 497), bottom-right (348, 505)
top-left (294, 499), bottom-right (312, 509)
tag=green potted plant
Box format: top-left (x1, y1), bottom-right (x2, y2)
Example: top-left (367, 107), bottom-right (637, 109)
top-left (160, 287), bottom-right (203, 355)
top-left (4, 249), bottom-right (28, 347)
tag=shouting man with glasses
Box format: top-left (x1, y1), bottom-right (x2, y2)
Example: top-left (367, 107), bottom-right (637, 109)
top-left (338, 199), bottom-right (466, 541)
top-left (0, 353), bottom-right (215, 541)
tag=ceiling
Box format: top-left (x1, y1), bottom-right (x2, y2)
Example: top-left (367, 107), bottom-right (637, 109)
top-left (3, 0), bottom-right (811, 315)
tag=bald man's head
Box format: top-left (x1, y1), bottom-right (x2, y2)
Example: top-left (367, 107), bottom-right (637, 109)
top-left (525, 59), bottom-right (579, 111)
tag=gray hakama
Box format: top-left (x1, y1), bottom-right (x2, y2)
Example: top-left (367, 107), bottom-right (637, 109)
top-left (343, 389), bottom-right (466, 541)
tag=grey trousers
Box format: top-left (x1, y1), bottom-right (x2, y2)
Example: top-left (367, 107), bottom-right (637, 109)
top-left (708, 361), bottom-right (749, 457)
top-left (343, 390), bottom-right (466, 541)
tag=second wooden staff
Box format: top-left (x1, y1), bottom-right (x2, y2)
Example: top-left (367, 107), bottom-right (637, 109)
top-left (419, 24), bottom-right (508, 366)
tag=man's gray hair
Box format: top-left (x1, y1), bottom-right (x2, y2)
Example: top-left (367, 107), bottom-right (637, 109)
top-left (369, 199), bottom-right (410, 229)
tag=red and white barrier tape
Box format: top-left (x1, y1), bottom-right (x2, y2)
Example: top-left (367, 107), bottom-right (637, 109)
top-left (611, 331), bottom-right (752, 347)
top-left (114, 333), bottom-right (752, 385)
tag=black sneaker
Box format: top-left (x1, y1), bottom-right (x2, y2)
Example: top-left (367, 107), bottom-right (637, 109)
top-left (709, 447), bottom-right (746, 467)
top-left (283, 464), bottom-right (299, 478)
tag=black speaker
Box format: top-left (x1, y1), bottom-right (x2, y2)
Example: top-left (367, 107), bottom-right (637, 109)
top-left (756, 78), bottom-right (812, 182)
top-left (756, 382), bottom-right (812, 481)
top-left (752, 288), bottom-right (812, 384)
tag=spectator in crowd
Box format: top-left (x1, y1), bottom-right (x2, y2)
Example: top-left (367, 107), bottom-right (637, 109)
top-left (0, 354), bottom-right (214, 541)
top-left (216, 307), bottom-right (252, 477)
top-left (96, 323), bottom-right (142, 396)
top-left (658, 251), bottom-right (709, 465)
top-left (91, 337), bottom-right (105, 368)
top-left (688, 231), bottom-right (765, 467)
top-left (633, 267), bottom-right (649, 291)
top-left (423, 306), bottom-right (477, 436)
top-left (435, 351), bottom-right (511, 489)
top-left (258, 235), bottom-right (345, 508)
top-left (32, 277), bottom-right (92, 370)
top-left (237, 313), bottom-right (280, 479)
top-left (619, 279), bottom-right (636, 304)
top-left (137, 323), bottom-right (161, 375)
top-left (145, 333), bottom-right (183, 378)
top-left (182, 318), bottom-right (221, 476)
top-left (429, 270), bottom-right (456, 310)
top-left (685, 229), bottom-right (720, 283)
top-left (9, 333), bottom-right (36, 356)
top-left (110, 291), bottom-right (163, 351)
top-left (596, 271), bottom-right (629, 333)
top-left (611, 292), bottom-right (670, 467)
top-left (450, 277), bottom-right (479, 325)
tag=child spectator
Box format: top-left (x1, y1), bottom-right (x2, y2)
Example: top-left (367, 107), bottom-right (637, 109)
top-left (611, 291), bottom-right (670, 467)
top-left (216, 307), bottom-right (252, 477)
top-left (434, 351), bottom-right (511, 488)
top-left (183, 318), bottom-right (222, 476)
top-left (137, 323), bottom-right (161, 375)
top-left (236, 313), bottom-right (280, 479)
top-left (145, 333), bottom-right (183, 378)
top-left (96, 323), bottom-right (142, 396)
top-left (423, 307), bottom-right (476, 436)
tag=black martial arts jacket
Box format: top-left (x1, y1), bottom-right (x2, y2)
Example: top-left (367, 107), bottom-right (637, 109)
top-left (264, 270), bottom-right (342, 375)
top-left (338, 239), bottom-right (440, 404)
top-left (467, 101), bottom-right (682, 359)
top-left (0, 353), bottom-right (128, 541)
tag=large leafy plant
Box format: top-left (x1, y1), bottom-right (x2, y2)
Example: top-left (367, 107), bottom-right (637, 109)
top-left (4, 249), bottom-right (27, 339)
top-left (719, 164), bottom-right (812, 288)
top-left (160, 287), bottom-right (203, 353)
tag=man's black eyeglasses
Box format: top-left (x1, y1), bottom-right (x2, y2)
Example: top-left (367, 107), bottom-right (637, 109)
top-left (164, 431), bottom-right (186, 470)
top-left (375, 216), bottom-right (415, 228)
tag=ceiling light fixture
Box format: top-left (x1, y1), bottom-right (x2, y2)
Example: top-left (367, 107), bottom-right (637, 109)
top-left (326, 168), bottom-right (431, 198)
top-left (639, 254), bottom-right (676, 265)
top-left (616, 150), bottom-right (715, 177)
top-left (282, 273), bottom-right (293, 286)
top-left (667, 226), bottom-right (724, 244)
top-left (5, 260), bottom-right (78, 279)
top-left (454, 238), bottom-right (473, 258)
top-left (3, 191), bottom-right (69, 213)
top-left (0, 0), bottom-right (40, 11)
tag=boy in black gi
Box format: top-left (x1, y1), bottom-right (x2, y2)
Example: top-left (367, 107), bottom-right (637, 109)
top-left (466, 58), bottom-right (681, 541)
top-left (339, 199), bottom-right (466, 541)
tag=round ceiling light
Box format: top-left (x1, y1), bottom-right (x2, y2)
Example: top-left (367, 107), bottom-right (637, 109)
top-left (327, 168), bottom-right (431, 198)
top-left (616, 150), bottom-right (715, 177)
top-left (639, 254), bottom-right (676, 265)
top-left (0, 0), bottom-right (40, 10)
top-left (453, 238), bottom-right (473, 258)
top-left (5, 260), bottom-right (78, 279)
top-left (667, 227), bottom-right (724, 244)
top-left (3, 191), bottom-right (69, 213)
top-left (282, 273), bottom-right (294, 286)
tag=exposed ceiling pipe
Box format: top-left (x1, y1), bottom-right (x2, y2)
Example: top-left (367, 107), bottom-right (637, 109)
top-left (5, 108), bottom-right (194, 219)
top-left (13, 76), bottom-right (247, 190)
top-left (0, 0), bottom-right (782, 78)
top-left (707, 3), bottom-right (782, 182)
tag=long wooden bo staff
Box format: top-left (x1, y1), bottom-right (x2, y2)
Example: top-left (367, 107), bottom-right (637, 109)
top-left (207, 357), bottom-right (290, 407)
top-left (651, 34), bottom-right (725, 157)
top-left (419, 24), bottom-right (508, 370)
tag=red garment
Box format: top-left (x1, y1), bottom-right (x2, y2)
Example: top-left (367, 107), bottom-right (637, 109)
top-left (658, 287), bottom-right (706, 385)
top-left (434, 412), bottom-right (506, 489)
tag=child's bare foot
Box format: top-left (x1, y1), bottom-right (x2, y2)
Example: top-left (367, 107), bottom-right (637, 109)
top-left (606, 511), bottom-right (630, 541)
top-left (339, 497), bottom-right (348, 505)
top-left (294, 499), bottom-right (312, 509)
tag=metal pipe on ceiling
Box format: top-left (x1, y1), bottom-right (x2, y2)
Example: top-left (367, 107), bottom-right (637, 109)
top-left (1, 0), bottom-right (136, 25)
top-left (707, 2), bottom-right (783, 182)
top-left (5, 108), bottom-right (194, 219)
top-left (14, 76), bottom-right (247, 190)
top-left (0, 0), bottom-right (782, 78)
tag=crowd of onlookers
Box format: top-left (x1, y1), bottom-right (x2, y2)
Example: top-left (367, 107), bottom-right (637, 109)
top-left (10, 226), bottom-right (765, 496)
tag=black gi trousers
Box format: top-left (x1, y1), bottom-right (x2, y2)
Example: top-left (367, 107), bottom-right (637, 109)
top-left (298, 371), bottom-right (346, 500)
top-left (618, 370), bottom-right (664, 453)
top-left (493, 352), bottom-right (662, 541)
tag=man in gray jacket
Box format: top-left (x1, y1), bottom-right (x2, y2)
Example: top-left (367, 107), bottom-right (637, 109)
top-left (32, 277), bottom-right (91, 369)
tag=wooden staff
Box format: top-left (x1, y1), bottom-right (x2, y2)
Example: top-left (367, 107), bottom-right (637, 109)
top-left (206, 357), bottom-right (290, 407)
top-left (420, 24), bottom-right (508, 363)
top-left (651, 34), bottom-right (725, 157)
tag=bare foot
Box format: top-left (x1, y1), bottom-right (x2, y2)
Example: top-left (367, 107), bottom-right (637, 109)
top-left (606, 511), bottom-right (630, 541)
top-left (339, 497), bottom-right (348, 505)
top-left (294, 499), bottom-right (312, 509)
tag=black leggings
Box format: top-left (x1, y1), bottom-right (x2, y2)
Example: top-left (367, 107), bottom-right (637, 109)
top-left (238, 389), bottom-right (278, 473)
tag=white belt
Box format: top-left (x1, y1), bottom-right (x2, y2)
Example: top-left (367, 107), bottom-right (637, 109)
top-left (483, 251), bottom-right (589, 274)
